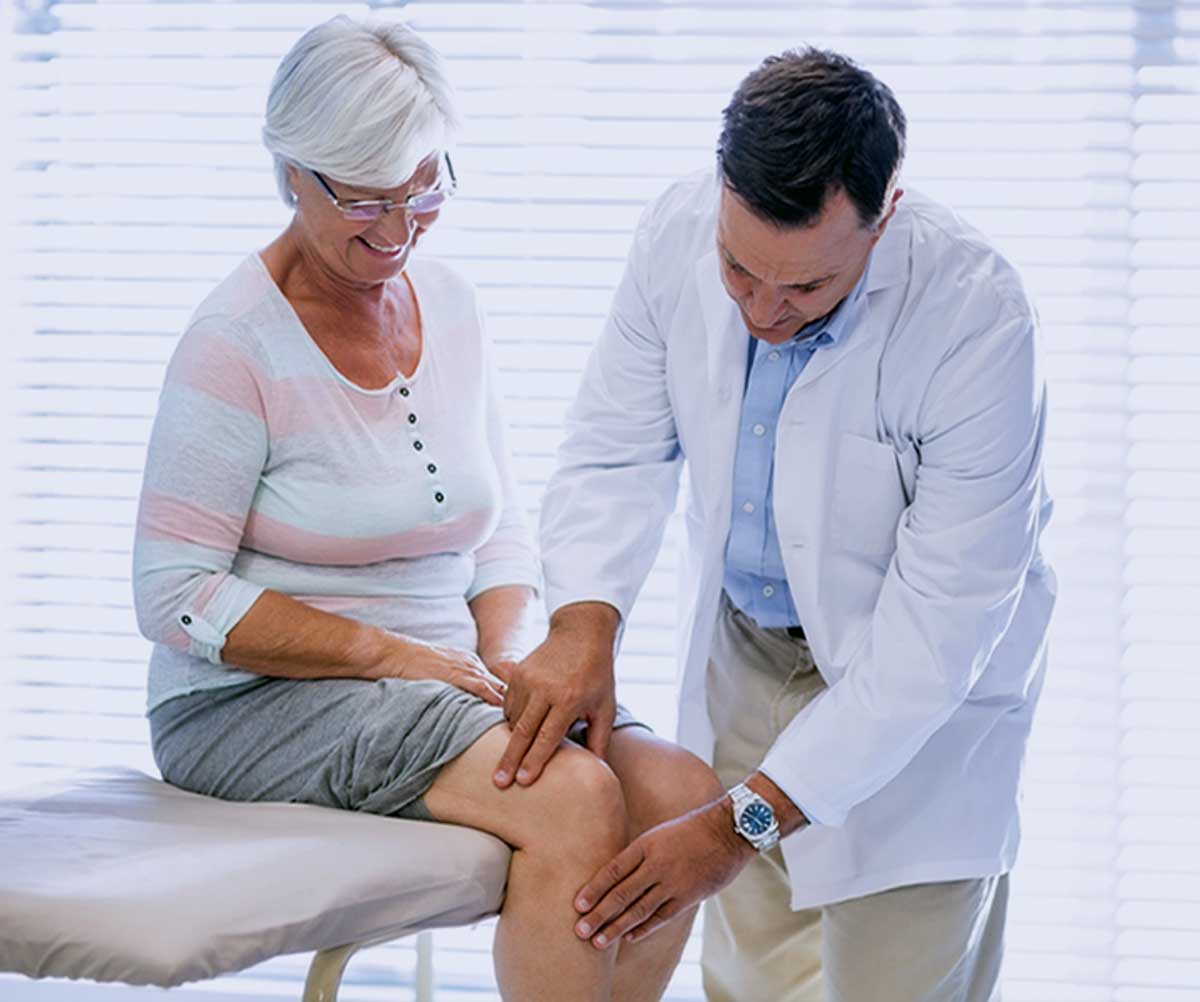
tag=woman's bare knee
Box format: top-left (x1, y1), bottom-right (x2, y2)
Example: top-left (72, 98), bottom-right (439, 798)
top-left (422, 724), bottom-right (628, 860)
top-left (523, 744), bottom-right (628, 860)
top-left (607, 730), bottom-right (725, 836)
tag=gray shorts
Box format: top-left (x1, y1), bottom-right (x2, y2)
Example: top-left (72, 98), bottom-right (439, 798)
top-left (149, 675), bottom-right (645, 822)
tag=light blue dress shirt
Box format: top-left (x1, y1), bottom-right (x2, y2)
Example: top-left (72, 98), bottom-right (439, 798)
top-left (723, 269), bottom-right (870, 628)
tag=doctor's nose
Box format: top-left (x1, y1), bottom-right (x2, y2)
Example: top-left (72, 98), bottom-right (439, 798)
top-left (743, 286), bottom-right (786, 329)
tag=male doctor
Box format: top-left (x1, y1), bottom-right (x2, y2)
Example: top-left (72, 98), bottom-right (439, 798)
top-left (494, 49), bottom-right (1056, 1002)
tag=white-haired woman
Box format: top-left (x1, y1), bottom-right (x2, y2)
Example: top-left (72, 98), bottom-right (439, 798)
top-left (132, 15), bottom-right (721, 1002)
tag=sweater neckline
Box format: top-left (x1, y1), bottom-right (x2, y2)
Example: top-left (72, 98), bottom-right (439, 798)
top-left (249, 252), bottom-right (428, 396)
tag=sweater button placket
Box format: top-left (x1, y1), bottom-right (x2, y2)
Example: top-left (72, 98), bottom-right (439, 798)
top-left (398, 384), bottom-right (446, 511)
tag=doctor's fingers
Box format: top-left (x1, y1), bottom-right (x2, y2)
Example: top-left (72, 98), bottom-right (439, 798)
top-left (494, 696), bottom-right (551, 787)
top-left (574, 850), bottom-right (671, 948)
top-left (510, 704), bottom-right (578, 787)
top-left (584, 703), bottom-right (616, 761)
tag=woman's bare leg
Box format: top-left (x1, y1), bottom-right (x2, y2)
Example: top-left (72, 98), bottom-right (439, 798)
top-left (604, 728), bottom-right (727, 1002)
top-left (422, 724), bottom-right (627, 1002)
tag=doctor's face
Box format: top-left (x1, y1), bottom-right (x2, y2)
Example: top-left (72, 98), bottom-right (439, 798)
top-left (716, 184), bottom-right (899, 345)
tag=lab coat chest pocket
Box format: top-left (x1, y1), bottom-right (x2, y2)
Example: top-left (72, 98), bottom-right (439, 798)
top-left (831, 433), bottom-right (911, 558)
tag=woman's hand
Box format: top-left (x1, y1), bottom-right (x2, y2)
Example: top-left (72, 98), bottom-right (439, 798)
top-left (388, 637), bottom-right (507, 706)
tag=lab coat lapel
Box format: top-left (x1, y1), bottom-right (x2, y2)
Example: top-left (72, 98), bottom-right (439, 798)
top-left (788, 295), bottom-right (879, 394)
top-left (697, 249), bottom-right (747, 516)
top-left (789, 208), bottom-right (910, 394)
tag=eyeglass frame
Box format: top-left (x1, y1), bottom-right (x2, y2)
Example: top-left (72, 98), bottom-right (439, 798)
top-left (305, 153), bottom-right (457, 220)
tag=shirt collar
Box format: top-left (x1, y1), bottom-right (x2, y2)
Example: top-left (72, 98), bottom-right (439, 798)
top-left (787, 261), bottom-right (870, 351)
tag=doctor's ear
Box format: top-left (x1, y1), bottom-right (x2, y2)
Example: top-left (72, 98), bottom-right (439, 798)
top-left (869, 188), bottom-right (905, 241)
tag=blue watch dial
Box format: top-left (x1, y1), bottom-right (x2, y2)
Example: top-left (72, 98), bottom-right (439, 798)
top-left (739, 801), bottom-right (775, 836)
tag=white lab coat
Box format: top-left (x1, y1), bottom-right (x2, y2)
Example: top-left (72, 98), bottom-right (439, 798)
top-left (540, 170), bottom-right (1057, 909)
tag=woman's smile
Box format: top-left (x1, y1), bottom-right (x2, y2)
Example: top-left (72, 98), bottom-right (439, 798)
top-left (356, 234), bottom-right (407, 257)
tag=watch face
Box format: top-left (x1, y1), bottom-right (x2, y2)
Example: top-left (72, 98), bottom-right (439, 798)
top-left (739, 801), bottom-right (775, 836)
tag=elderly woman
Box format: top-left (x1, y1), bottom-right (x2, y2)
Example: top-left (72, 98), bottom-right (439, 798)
top-left (132, 15), bottom-right (721, 1002)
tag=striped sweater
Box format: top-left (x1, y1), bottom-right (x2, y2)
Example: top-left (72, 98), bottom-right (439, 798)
top-left (133, 253), bottom-right (540, 711)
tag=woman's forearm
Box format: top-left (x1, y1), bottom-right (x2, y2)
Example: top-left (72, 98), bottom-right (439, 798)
top-left (222, 589), bottom-right (402, 680)
top-left (469, 585), bottom-right (541, 669)
top-left (221, 588), bottom-right (507, 705)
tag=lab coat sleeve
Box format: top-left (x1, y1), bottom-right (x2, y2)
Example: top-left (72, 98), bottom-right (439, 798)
top-left (760, 302), bottom-right (1051, 827)
top-left (539, 204), bottom-right (684, 622)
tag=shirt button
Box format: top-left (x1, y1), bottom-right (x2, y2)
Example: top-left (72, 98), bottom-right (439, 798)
top-left (752, 423), bottom-right (766, 436)
top-left (408, 413), bottom-right (417, 424)
top-left (768, 351), bottom-right (781, 361)
top-left (434, 491), bottom-right (445, 503)
top-left (742, 501), bottom-right (755, 514)
top-left (427, 463), bottom-right (437, 474)
top-left (397, 386), bottom-right (410, 397)
top-left (413, 441), bottom-right (423, 451)
top-left (180, 614), bottom-right (192, 625)
top-left (762, 585), bottom-right (775, 598)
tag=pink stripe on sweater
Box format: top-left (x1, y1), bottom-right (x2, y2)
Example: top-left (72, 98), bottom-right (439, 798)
top-left (242, 506), bottom-right (494, 566)
top-left (169, 331), bottom-right (267, 419)
top-left (289, 594), bottom-right (401, 614)
top-left (138, 491), bottom-right (247, 553)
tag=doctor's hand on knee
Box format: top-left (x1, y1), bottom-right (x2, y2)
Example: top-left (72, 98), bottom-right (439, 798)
top-left (493, 601), bottom-right (621, 789)
top-left (572, 798), bottom-right (756, 950)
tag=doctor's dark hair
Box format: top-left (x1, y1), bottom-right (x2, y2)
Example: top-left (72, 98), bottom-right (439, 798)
top-left (717, 48), bottom-right (906, 230)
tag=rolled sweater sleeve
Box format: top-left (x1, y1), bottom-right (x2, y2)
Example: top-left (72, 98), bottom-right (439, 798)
top-left (131, 316), bottom-right (268, 664)
top-left (466, 313), bottom-right (542, 601)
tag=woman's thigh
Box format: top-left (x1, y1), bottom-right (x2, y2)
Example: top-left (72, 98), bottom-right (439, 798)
top-left (149, 675), bottom-right (503, 818)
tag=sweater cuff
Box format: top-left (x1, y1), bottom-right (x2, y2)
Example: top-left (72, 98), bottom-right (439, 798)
top-left (466, 560), bottom-right (543, 603)
top-left (178, 577), bottom-right (265, 665)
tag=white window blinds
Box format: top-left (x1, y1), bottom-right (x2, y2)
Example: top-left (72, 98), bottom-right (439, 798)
top-left (3, 2), bottom-right (1198, 1000)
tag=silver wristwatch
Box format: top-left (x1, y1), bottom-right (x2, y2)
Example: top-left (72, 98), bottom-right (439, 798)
top-left (728, 782), bottom-right (781, 853)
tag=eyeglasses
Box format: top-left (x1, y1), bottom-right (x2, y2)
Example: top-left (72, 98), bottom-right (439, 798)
top-left (307, 153), bottom-right (457, 222)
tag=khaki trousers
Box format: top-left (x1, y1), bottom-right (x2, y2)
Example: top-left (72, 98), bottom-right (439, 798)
top-left (701, 595), bottom-right (1007, 1002)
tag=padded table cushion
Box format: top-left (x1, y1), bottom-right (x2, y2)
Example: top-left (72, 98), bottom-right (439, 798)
top-left (0, 768), bottom-right (510, 987)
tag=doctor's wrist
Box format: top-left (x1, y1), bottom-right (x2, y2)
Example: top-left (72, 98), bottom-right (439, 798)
top-left (548, 601), bottom-right (621, 646)
top-left (745, 771), bottom-right (810, 838)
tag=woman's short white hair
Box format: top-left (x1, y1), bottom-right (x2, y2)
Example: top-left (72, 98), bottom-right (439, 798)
top-left (262, 15), bottom-right (460, 206)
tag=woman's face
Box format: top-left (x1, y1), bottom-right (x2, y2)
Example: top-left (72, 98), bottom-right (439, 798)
top-left (287, 154), bottom-right (446, 288)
